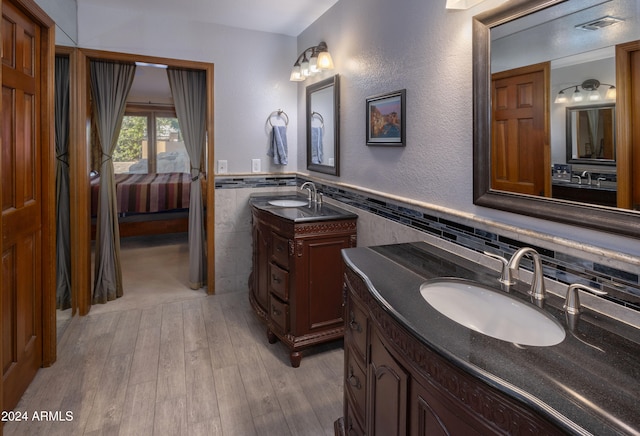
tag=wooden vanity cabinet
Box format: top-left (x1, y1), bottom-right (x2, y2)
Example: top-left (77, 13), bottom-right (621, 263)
top-left (249, 205), bottom-right (357, 367)
top-left (337, 266), bottom-right (566, 436)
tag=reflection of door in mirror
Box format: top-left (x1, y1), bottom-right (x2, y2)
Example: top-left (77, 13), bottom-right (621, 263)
top-left (633, 46), bottom-right (640, 210)
top-left (617, 40), bottom-right (640, 210)
top-left (491, 62), bottom-right (550, 197)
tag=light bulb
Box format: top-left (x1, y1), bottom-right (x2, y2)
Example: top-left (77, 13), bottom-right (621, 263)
top-left (571, 87), bottom-right (583, 103)
top-left (605, 86), bottom-right (616, 100)
top-left (316, 51), bottom-right (334, 70)
top-left (554, 91), bottom-right (567, 104)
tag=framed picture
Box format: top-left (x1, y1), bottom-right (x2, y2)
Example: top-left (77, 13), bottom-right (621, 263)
top-left (366, 89), bottom-right (406, 146)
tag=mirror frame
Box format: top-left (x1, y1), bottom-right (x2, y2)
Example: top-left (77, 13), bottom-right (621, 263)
top-left (473, 0), bottom-right (640, 239)
top-left (306, 74), bottom-right (340, 176)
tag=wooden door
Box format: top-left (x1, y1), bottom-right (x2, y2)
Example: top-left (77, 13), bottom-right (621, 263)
top-left (630, 49), bottom-right (640, 210)
top-left (491, 62), bottom-right (550, 197)
top-left (1, 0), bottom-right (43, 412)
top-left (615, 41), bottom-right (640, 210)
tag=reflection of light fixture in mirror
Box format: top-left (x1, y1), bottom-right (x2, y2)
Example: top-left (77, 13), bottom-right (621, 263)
top-left (289, 42), bottom-right (334, 82)
top-left (554, 79), bottom-right (616, 104)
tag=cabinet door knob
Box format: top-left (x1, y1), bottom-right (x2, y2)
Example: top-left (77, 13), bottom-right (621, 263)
top-left (272, 307), bottom-right (281, 316)
top-left (347, 372), bottom-right (361, 390)
top-left (272, 274), bottom-right (281, 284)
top-left (349, 312), bottom-right (362, 333)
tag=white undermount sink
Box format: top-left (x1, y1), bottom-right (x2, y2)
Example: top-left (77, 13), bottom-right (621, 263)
top-left (420, 278), bottom-right (565, 346)
top-left (268, 199), bottom-right (308, 207)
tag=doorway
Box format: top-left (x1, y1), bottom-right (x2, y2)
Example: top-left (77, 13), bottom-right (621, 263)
top-left (68, 49), bottom-right (215, 317)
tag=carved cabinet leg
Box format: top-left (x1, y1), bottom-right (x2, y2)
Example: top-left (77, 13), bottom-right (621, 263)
top-left (267, 328), bottom-right (278, 344)
top-left (290, 351), bottom-right (302, 368)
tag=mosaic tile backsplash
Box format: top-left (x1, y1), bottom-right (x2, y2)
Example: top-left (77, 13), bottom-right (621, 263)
top-left (216, 175), bottom-right (640, 312)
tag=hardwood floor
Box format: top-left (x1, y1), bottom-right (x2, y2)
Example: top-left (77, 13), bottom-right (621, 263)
top-left (4, 252), bottom-right (344, 435)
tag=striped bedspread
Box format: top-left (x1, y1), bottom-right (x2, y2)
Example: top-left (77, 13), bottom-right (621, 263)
top-left (91, 172), bottom-right (191, 216)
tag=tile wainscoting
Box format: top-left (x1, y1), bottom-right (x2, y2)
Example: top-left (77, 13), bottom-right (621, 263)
top-left (214, 176), bottom-right (298, 294)
top-left (214, 174), bottom-right (640, 317)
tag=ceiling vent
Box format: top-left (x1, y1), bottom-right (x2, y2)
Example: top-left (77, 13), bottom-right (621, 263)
top-left (575, 16), bottom-right (623, 31)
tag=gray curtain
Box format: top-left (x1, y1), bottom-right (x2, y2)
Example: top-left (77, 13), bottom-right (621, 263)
top-left (167, 68), bottom-right (207, 289)
top-left (586, 109), bottom-right (599, 157)
top-left (55, 56), bottom-right (71, 310)
top-left (90, 60), bottom-right (136, 303)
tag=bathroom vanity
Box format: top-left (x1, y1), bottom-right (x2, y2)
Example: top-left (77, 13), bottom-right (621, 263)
top-left (336, 242), bottom-right (640, 435)
top-left (249, 193), bottom-right (357, 367)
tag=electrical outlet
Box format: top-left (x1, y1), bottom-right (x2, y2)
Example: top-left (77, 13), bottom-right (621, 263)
top-left (217, 160), bottom-right (228, 174)
top-left (251, 159), bottom-right (261, 173)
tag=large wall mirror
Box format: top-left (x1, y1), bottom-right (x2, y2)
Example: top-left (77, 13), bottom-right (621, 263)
top-left (473, 0), bottom-right (640, 238)
top-left (307, 74), bottom-right (339, 176)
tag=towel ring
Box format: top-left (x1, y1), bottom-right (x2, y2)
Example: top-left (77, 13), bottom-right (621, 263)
top-left (268, 109), bottom-right (289, 127)
top-left (311, 111), bottom-right (325, 128)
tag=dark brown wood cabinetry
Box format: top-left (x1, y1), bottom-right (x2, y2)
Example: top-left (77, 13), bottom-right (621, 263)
top-left (337, 265), bottom-right (566, 436)
top-left (552, 184), bottom-right (617, 207)
top-left (249, 203), bottom-right (357, 367)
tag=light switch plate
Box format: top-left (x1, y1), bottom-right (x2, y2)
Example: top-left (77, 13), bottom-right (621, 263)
top-left (217, 160), bottom-right (228, 174)
top-left (251, 159), bottom-right (261, 173)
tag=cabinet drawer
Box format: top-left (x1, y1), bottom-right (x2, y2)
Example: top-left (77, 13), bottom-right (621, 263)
top-left (345, 347), bottom-right (366, 426)
top-left (347, 298), bottom-right (368, 364)
top-left (269, 263), bottom-right (289, 301)
top-left (345, 400), bottom-right (365, 436)
top-left (269, 295), bottom-right (289, 334)
top-left (271, 232), bottom-right (289, 268)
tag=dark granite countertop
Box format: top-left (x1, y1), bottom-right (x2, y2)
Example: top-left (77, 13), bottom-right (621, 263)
top-left (552, 180), bottom-right (617, 192)
top-left (342, 242), bottom-right (640, 436)
top-left (249, 192), bottom-right (357, 223)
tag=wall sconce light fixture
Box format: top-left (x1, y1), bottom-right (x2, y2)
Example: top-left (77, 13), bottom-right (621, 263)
top-left (289, 41), bottom-right (334, 82)
top-left (554, 78), bottom-right (616, 104)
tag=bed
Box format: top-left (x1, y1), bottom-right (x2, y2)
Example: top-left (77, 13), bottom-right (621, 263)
top-left (91, 172), bottom-right (191, 238)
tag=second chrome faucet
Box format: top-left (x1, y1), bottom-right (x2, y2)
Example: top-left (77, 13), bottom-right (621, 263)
top-left (301, 181), bottom-right (322, 205)
top-left (485, 247), bottom-right (546, 301)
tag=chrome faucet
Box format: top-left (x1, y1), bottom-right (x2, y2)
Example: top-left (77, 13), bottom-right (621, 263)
top-left (581, 171), bottom-right (592, 186)
top-left (485, 248), bottom-right (546, 300)
top-left (508, 247), bottom-right (546, 301)
top-left (483, 251), bottom-right (511, 285)
top-left (564, 283), bottom-right (607, 315)
top-left (572, 174), bottom-right (582, 185)
top-left (301, 181), bottom-right (322, 204)
top-left (564, 283), bottom-right (607, 332)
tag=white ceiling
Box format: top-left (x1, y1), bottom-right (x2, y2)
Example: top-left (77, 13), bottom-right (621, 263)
top-left (76, 0), bottom-right (339, 37)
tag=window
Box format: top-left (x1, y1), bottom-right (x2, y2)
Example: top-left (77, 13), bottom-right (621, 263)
top-left (113, 106), bottom-right (189, 174)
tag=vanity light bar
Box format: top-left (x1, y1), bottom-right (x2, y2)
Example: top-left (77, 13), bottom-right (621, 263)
top-left (575, 16), bottom-right (623, 31)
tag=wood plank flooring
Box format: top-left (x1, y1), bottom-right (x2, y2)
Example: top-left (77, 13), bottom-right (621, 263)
top-left (3, 291), bottom-right (344, 436)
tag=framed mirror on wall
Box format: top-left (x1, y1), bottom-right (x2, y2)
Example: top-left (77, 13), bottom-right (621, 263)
top-left (566, 104), bottom-right (616, 165)
top-left (473, 0), bottom-right (640, 238)
top-left (306, 74), bottom-right (339, 176)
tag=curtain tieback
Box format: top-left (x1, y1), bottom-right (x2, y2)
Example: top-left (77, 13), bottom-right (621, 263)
top-left (56, 152), bottom-right (70, 167)
top-left (191, 167), bottom-right (202, 182)
top-left (101, 152), bottom-right (113, 165)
